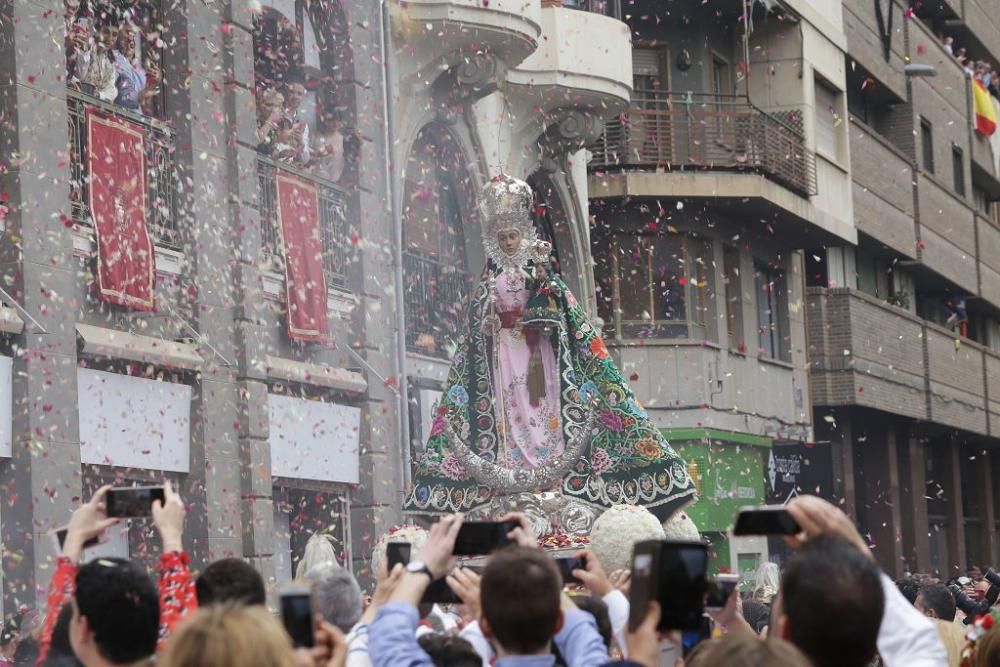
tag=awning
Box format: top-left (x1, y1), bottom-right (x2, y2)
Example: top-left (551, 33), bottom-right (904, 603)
top-left (0, 307), bottom-right (24, 335)
top-left (76, 323), bottom-right (204, 370)
top-left (266, 355), bottom-right (367, 393)
top-left (661, 428), bottom-right (772, 448)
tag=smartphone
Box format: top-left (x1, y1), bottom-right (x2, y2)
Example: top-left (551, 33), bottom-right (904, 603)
top-left (52, 526), bottom-right (105, 551)
top-left (280, 584), bottom-right (315, 648)
top-left (105, 486), bottom-right (166, 518)
top-left (682, 615), bottom-right (712, 657)
top-left (628, 540), bottom-right (708, 632)
top-left (732, 506), bottom-right (800, 536)
top-left (452, 520), bottom-right (517, 556)
top-left (385, 541), bottom-right (460, 604)
top-left (705, 573), bottom-right (740, 611)
top-left (555, 557), bottom-right (586, 586)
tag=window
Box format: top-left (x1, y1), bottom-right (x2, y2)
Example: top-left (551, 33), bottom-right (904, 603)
top-left (814, 78), bottom-right (842, 160)
top-left (754, 260), bottom-right (790, 362)
top-left (974, 186), bottom-right (994, 218)
top-left (855, 249), bottom-right (890, 300)
top-left (921, 118), bottom-right (935, 174)
top-left (953, 145), bottom-right (966, 196)
top-left (723, 246), bottom-right (744, 351)
top-left (402, 125), bottom-right (473, 358)
top-left (594, 233), bottom-right (715, 341)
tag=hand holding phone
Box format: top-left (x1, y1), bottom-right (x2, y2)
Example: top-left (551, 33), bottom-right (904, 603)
top-left (555, 557), bottom-right (587, 586)
top-left (105, 486), bottom-right (166, 518)
top-left (628, 540), bottom-right (708, 632)
top-left (452, 520), bottom-right (518, 556)
top-left (280, 584), bottom-right (316, 648)
top-left (387, 540), bottom-right (461, 604)
top-left (62, 485), bottom-right (119, 560)
top-left (705, 573), bottom-right (740, 611)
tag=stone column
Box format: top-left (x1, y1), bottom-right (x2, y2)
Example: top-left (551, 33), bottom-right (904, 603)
top-left (898, 427), bottom-right (931, 573)
top-left (0, 0), bottom-right (83, 610)
top-left (941, 438), bottom-right (967, 576)
top-left (972, 450), bottom-right (998, 568)
top-left (857, 419), bottom-right (903, 577)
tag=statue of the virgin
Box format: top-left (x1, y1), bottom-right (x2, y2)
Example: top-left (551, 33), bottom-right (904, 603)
top-left (405, 175), bottom-right (695, 527)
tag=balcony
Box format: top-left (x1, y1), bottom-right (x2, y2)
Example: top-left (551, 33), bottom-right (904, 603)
top-left (393, 0), bottom-right (541, 73)
top-left (68, 90), bottom-right (178, 248)
top-left (402, 252), bottom-right (470, 359)
top-left (257, 157), bottom-right (349, 290)
top-left (808, 287), bottom-right (996, 435)
top-left (589, 92), bottom-right (817, 198)
top-left (507, 4), bottom-right (631, 115)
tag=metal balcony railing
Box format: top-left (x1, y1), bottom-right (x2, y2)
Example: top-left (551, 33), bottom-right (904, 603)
top-left (589, 91), bottom-right (818, 198)
top-left (67, 89), bottom-right (179, 248)
top-left (402, 251), bottom-right (470, 358)
top-left (257, 157), bottom-right (350, 290)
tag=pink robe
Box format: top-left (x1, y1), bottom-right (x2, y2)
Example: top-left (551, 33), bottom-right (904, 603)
top-left (493, 270), bottom-right (564, 467)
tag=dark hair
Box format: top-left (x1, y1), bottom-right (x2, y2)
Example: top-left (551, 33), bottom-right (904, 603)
top-left (918, 583), bottom-right (957, 622)
top-left (740, 598), bottom-right (771, 634)
top-left (75, 558), bottom-right (160, 664)
top-left (481, 547), bottom-right (562, 654)
top-left (12, 637), bottom-right (39, 666)
top-left (417, 634), bottom-right (482, 667)
top-left (895, 576), bottom-right (920, 605)
top-left (46, 605), bottom-right (77, 659)
top-left (567, 594), bottom-right (612, 648)
top-left (780, 536), bottom-right (884, 667)
top-left (195, 559), bottom-right (267, 607)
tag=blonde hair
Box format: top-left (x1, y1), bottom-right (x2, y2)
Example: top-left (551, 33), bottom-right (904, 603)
top-left (686, 634), bottom-right (811, 667)
top-left (159, 605), bottom-right (297, 667)
top-left (935, 619), bottom-right (967, 667)
top-left (295, 533), bottom-right (341, 580)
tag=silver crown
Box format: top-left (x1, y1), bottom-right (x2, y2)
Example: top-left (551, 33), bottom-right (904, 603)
top-left (479, 174), bottom-right (534, 233)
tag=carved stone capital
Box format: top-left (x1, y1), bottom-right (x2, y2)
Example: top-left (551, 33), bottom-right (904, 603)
top-left (536, 108), bottom-right (605, 163)
top-left (431, 53), bottom-right (501, 122)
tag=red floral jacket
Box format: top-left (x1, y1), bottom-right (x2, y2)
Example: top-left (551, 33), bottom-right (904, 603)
top-left (36, 551), bottom-right (197, 665)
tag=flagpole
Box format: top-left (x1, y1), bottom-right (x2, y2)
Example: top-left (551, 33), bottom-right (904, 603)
top-left (0, 285), bottom-right (48, 334)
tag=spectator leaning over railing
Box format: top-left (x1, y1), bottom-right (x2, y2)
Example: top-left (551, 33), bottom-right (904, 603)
top-left (36, 481), bottom-right (196, 665)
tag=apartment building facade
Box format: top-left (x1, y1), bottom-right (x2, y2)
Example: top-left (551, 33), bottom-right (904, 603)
top-left (809, 0), bottom-right (1000, 577)
top-left (585, 0), bottom-right (856, 572)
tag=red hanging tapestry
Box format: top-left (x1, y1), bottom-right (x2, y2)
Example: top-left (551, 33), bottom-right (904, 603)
top-left (276, 172), bottom-right (328, 342)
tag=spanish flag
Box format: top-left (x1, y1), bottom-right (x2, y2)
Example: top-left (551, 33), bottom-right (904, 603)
top-left (974, 79), bottom-right (997, 136)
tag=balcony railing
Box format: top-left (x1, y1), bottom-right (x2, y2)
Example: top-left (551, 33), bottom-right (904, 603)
top-left (68, 89), bottom-right (179, 248)
top-left (258, 157), bottom-right (350, 291)
top-left (589, 91), bottom-right (818, 198)
top-left (402, 251), bottom-right (470, 358)
top-left (552, 0), bottom-right (621, 18)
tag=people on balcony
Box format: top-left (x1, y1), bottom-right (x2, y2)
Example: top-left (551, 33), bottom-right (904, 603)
top-left (81, 12), bottom-right (119, 103)
top-left (281, 74), bottom-right (312, 165)
top-left (256, 88), bottom-right (287, 158)
top-left (113, 21), bottom-right (147, 112)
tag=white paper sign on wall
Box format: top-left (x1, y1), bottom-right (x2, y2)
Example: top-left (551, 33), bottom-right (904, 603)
top-left (269, 394), bottom-right (361, 484)
top-left (78, 369), bottom-right (192, 472)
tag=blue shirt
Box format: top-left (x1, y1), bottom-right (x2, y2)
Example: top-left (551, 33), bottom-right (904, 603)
top-left (369, 602), bottom-right (610, 667)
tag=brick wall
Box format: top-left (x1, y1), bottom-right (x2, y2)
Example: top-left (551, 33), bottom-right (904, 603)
top-left (843, 0), bottom-right (908, 100)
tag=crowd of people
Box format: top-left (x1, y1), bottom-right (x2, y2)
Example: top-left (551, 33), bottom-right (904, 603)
top-left (63, 0), bottom-right (161, 116)
top-left (1, 489), bottom-right (998, 667)
top-left (942, 36), bottom-right (1000, 100)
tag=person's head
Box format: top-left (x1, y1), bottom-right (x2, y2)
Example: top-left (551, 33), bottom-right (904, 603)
top-left (116, 22), bottom-right (137, 56)
top-left (752, 562), bottom-right (781, 604)
top-left (497, 228), bottom-right (522, 257)
top-left (773, 536), bottom-right (884, 667)
top-left (93, 14), bottom-right (119, 51)
top-left (915, 583), bottom-right (957, 622)
top-left (302, 563), bottom-right (363, 633)
top-left (258, 89), bottom-right (285, 122)
top-left (896, 576), bottom-right (921, 605)
top-left (968, 565), bottom-right (983, 583)
top-left (70, 558), bottom-right (159, 666)
top-left (195, 558), bottom-right (267, 607)
top-left (566, 594), bottom-right (612, 648)
top-left (944, 36), bottom-right (954, 44)
top-left (416, 634), bottom-right (482, 667)
top-left (64, 0), bottom-right (81, 18)
top-left (158, 604), bottom-right (297, 667)
top-left (685, 634), bottom-right (812, 667)
top-left (283, 74), bottom-right (307, 111)
top-left (480, 547), bottom-right (562, 656)
top-left (971, 579), bottom-right (991, 602)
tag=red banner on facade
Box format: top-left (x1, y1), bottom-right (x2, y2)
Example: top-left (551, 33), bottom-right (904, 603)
top-left (86, 110), bottom-right (155, 311)
top-left (276, 173), bottom-right (329, 342)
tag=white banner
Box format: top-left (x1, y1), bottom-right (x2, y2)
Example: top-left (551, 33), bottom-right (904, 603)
top-left (269, 394), bottom-right (361, 483)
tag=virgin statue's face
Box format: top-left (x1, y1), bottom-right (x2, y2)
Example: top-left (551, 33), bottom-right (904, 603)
top-left (498, 229), bottom-right (522, 256)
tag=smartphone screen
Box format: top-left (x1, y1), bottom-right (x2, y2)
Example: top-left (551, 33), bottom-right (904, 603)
top-left (705, 574), bottom-right (739, 610)
top-left (554, 557), bottom-right (586, 585)
top-left (386, 542), bottom-right (411, 572)
top-left (281, 590), bottom-right (315, 648)
top-left (385, 541), bottom-right (460, 604)
top-left (659, 541), bottom-right (709, 631)
top-left (105, 486), bottom-right (166, 518)
top-left (732, 506), bottom-right (800, 536)
top-left (452, 521), bottom-right (517, 556)
top-left (628, 545), bottom-right (658, 632)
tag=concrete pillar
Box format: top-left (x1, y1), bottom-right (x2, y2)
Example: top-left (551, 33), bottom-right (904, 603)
top-left (0, 0), bottom-right (83, 610)
top-left (973, 450), bottom-right (999, 568)
top-left (857, 418), bottom-right (904, 577)
top-left (829, 408), bottom-right (857, 518)
top-left (898, 428), bottom-right (931, 573)
top-left (942, 438), bottom-right (967, 578)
